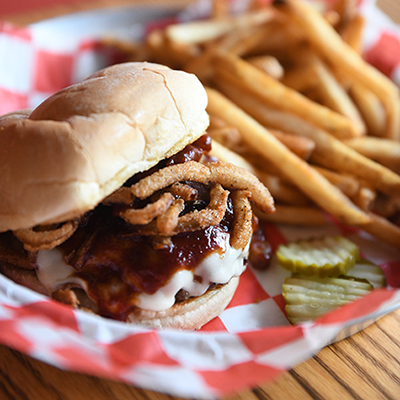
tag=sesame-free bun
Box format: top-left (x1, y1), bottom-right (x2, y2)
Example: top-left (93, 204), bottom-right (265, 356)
top-left (0, 62), bottom-right (209, 232)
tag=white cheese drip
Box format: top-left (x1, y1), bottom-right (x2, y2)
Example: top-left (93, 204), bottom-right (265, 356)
top-left (36, 248), bottom-right (87, 293)
top-left (36, 235), bottom-right (248, 312)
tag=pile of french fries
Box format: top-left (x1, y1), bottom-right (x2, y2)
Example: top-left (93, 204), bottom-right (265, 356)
top-left (109, 0), bottom-right (400, 248)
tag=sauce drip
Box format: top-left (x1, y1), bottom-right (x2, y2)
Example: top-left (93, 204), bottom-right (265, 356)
top-left (61, 206), bottom-right (230, 320)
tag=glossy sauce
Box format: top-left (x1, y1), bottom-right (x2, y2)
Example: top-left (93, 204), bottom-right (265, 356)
top-left (61, 207), bottom-right (231, 320)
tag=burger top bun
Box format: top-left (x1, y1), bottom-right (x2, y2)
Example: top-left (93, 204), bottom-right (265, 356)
top-left (0, 62), bottom-right (209, 232)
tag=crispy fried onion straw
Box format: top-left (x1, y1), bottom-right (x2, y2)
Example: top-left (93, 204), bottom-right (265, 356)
top-left (103, 186), bottom-right (133, 205)
top-left (230, 190), bottom-right (253, 249)
top-left (177, 183), bottom-right (230, 232)
top-left (120, 192), bottom-right (174, 225)
top-left (156, 198), bottom-right (185, 235)
top-left (14, 219), bottom-right (79, 252)
top-left (131, 160), bottom-right (274, 214)
top-left (168, 182), bottom-right (199, 201)
top-left (131, 161), bottom-right (211, 199)
top-left (131, 183), bottom-right (230, 236)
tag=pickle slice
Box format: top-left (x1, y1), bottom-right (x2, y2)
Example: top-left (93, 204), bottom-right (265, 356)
top-left (347, 259), bottom-right (386, 289)
top-left (283, 274), bottom-right (373, 324)
top-left (277, 236), bottom-right (359, 278)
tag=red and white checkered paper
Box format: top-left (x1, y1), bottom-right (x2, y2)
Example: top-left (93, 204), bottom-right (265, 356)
top-left (0, 1), bottom-right (400, 398)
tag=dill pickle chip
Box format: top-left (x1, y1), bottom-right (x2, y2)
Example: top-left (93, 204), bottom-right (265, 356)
top-left (277, 236), bottom-right (359, 278)
top-left (282, 274), bottom-right (373, 324)
top-left (346, 258), bottom-right (386, 289)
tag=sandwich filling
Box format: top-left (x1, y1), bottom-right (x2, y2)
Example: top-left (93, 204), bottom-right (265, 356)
top-left (0, 135), bottom-right (274, 322)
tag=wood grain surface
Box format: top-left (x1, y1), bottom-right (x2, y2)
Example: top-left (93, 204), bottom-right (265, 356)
top-left (1, 309), bottom-right (400, 400)
top-left (1, 1), bottom-right (400, 399)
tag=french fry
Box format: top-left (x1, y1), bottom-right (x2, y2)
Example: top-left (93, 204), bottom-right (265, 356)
top-left (349, 82), bottom-right (386, 137)
top-left (310, 139), bottom-right (400, 196)
top-left (281, 62), bottom-right (319, 93)
top-left (165, 9), bottom-right (274, 44)
top-left (374, 194), bottom-right (400, 218)
top-left (145, 30), bottom-right (198, 69)
top-left (332, 0), bottom-right (358, 32)
top-left (184, 21), bottom-right (273, 81)
top-left (206, 87), bottom-right (370, 225)
top-left (313, 166), bottom-right (360, 198)
top-left (210, 140), bottom-right (311, 206)
top-left (208, 126), bottom-right (242, 149)
top-left (255, 171), bottom-right (311, 206)
top-left (340, 13), bottom-right (365, 53)
top-left (212, 51), bottom-right (362, 139)
top-left (307, 56), bottom-right (366, 135)
top-left (273, 0), bottom-right (400, 140)
top-left (210, 108), bottom-right (315, 159)
top-left (247, 55), bottom-right (284, 80)
top-left (269, 129), bottom-right (315, 160)
top-left (343, 137), bottom-right (400, 170)
top-left (209, 139), bottom-right (256, 172)
top-left (323, 10), bottom-right (341, 27)
top-left (360, 212), bottom-right (400, 249)
top-left (352, 185), bottom-right (376, 212)
top-left (214, 78), bottom-right (400, 196)
top-left (256, 205), bottom-right (327, 226)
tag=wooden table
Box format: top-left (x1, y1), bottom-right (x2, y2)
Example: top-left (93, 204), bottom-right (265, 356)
top-left (1, 1), bottom-right (400, 399)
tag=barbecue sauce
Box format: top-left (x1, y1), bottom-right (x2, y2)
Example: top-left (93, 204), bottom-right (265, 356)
top-left (61, 206), bottom-right (232, 321)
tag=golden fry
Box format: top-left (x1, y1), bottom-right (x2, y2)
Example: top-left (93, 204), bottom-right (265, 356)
top-left (349, 82), bottom-right (386, 137)
top-left (307, 56), bottom-right (366, 135)
top-left (214, 78), bottom-right (400, 196)
top-left (247, 55), bottom-right (284, 80)
top-left (313, 166), bottom-right (360, 198)
top-left (273, 0), bottom-right (400, 140)
top-left (256, 205), bottom-right (327, 226)
top-left (206, 87), bottom-right (370, 226)
top-left (213, 51), bottom-right (361, 138)
top-left (343, 136), bottom-right (400, 170)
top-left (166, 9), bottom-right (273, 44)
top-left (360, 212), bottom-right (400, 248)
top-left (340, 13), bottom-right (365, 53)
top-left (269, 129), bottom-right (315, 160)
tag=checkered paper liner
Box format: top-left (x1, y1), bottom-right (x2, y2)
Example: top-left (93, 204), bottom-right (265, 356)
top-left (0, 0), bottom-right (400, 398)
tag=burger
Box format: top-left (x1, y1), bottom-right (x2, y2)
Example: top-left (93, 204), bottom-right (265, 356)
top-left (0, 62), bottom-right (274, 330)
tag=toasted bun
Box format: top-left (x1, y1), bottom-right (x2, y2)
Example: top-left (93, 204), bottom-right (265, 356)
top-left (0, 261), bottom-right (238, 330)
top-left (0, 62), bottom-right (209, 232)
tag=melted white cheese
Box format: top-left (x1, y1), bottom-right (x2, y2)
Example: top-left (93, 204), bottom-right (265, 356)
top-left (36, 236), bottom-right (248, 312)
top-left (36, 248), bottom-right (88, 293)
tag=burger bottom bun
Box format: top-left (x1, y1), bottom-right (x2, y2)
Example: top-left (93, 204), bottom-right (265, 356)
top-left (127, 277), bottom-right (239, 330)
top-left (0, 262), bottom-right (239, 330)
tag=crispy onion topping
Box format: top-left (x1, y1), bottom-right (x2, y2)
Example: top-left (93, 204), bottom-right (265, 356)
top-left (14, 220), bottom-right (79, 252)
top-left (108, 160), bottom-right (274, 249)
top-left (120, 192), bottom-right (174, 225)
top-left (126, 183), bottom-right (230, 237)
top-left (103, 186), bottom-right (133, 205)
top-left (131, 161), bottom-right (211, 199)
top-left (156, 198), bottom-right (185, 236)
top-left (13, 159), bottom-right (274, 252)
top-left (176, 183), bottom-right (230, 233)
top-left (229, 190), bottom-right (253, 250)
top-left (168, 182), bottom-right (198, 201)
top-left (130, 160), bottom-right (274, 214)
